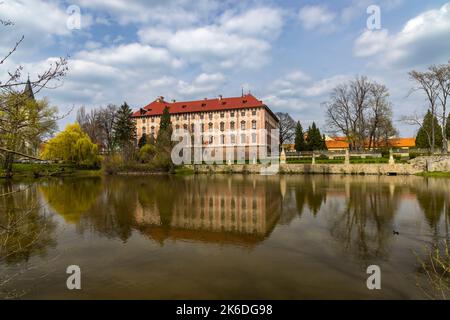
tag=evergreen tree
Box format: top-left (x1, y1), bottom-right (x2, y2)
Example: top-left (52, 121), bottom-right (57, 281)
top-left (294, 121), bottom-right (305, 152)
top-left (113, 102), bottom-right (136, 160)
top-left (154, 106), bottom-right (174, 171)
top-left (306, 122), bottom-right (326, 151)
top-left (446, 114), bottom-right (450, 140)
top-left (138, 133), bottom-right (147, 148)
top-left (416, 110), bottom-right (443, 150)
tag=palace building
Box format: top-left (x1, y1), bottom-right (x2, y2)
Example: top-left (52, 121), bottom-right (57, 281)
top-left (132, 94), bottom-right (279, 160)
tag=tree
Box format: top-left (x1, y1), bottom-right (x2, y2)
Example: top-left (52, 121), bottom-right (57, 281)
top-left (276, 112), bottom-right (296, 147)
top-left (76, 106), bottom-right (102, 147)
top-left (41, 123), bottom-right (99, 166)
top-left (98, 104), bottom-right (118, 155)
top-left (1, 12), bottom-right (68, 178)
top-left (113, 102), bottom-right (136, 161)
top-left (154, 106), bottom-right (174, 171)
top-left (409, 70), bottom-right (439, 153)
top-left (416, 111), bottom-right (443, 150)
top-left (0, 92), bottom-right (58, 177)
top-left (325, 76), bottom-right (395, 150)
top-left (306, 122), bottom-right (326, 151)
top-left (294, 121), bottom-right (305, 152)
top-left (138, 133), bottom-right (148, 149)
top-left (446, 114), bottom-right (450, 140)
top-left (430, 62), bottom-right (450, 153)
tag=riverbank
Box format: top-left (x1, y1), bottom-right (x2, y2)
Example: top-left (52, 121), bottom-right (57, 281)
top-left (2, 155), bottom-right (450, 179)
top-left (0, 163), bottom-right (102, 179)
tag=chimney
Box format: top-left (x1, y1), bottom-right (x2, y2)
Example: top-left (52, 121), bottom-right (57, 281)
top-left (218, 95), bottom-right (223, 100)
top-left (171, 99), bottom-right (176, 103)
top-left (156, 96), bottom-right (164, 102)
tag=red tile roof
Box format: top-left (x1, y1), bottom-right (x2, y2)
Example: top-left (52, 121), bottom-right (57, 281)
top-left (326, 140), bottom-right (350, 149)
top-left (132, 94), bottom-right (271, 118)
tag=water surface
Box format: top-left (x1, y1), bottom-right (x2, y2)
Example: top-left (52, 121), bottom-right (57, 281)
top-left (1, 175), bottom-right (449, 299)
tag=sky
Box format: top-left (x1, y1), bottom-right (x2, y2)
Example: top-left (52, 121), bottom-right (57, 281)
top-left (1, 0), bottom-right (450, 136)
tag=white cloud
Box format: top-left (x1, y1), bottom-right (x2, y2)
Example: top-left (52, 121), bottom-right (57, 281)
top-left (353, 3), bottom-right (450, 67)
top-left (0, 0), bottom-right (70, 36)
top-left (298, 5), bottom-right (336, 30)
top-left (75, 43), bottom-right (183, 69)
top-left (353, 29), bottom-right (389, 57)
top-left (220, 7), bottom-right (284, 38)
top-left (138, 7), bottom-right (284, 70)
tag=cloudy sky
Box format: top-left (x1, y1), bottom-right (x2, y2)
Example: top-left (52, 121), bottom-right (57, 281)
top-left (1, 0), bottom-right (450, 136)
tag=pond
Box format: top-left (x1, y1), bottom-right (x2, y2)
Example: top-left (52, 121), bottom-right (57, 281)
top-left (0, 174), bottom-right (449, 299)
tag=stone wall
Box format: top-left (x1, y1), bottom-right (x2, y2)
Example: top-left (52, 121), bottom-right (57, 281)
top-left (409, 156), bottom-right (450, 172)
top-left (185, 163), bottom-right (424, 175)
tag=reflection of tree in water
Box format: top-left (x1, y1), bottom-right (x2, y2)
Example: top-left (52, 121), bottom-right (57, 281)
top-left (1, 182), bottom-right (57, 298)
top-left (294, 177), bottom-right (328, 217)
top-left (327, 182), bottom-right (399, 261)
top-left (415, 187), bottom-right (447, 232)
top-left (138, 175), bottom-right (181, 227)
top-left (39, 177), bottom-right (103, 223)
top-left (39, 177), bottom-right (136, 242)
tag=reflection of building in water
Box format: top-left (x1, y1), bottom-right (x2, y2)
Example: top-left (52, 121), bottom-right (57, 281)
top-left (134, 177), bottom-right (282, 246)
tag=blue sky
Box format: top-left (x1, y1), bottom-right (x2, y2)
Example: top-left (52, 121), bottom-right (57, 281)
top-left (1, 0), bottom-right (450, 136)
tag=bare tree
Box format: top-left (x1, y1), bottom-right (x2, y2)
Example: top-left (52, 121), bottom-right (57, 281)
top-left (325, 76), bottom-right (395, 150)
top-left (409, 70), bottom-right (439, 153)
top-left (275, 112), bottom-right (296, 147)
top-left (0, 9), bottom-right (69, 176)
top-left (98, 104), bottom-right (118, 154)
top-left (431, 62), bottom-right (450, 153)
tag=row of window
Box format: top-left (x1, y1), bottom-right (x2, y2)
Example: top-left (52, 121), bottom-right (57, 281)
top-left (141, 109), bottom-right (258, 123)
top-left (142, 120), bottom-right (257, 134)
top-left (202, 133), bottom-right (258, 144)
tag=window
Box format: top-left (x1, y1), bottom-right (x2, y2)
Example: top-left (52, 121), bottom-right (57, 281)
top-left (209, 136), bottom-right (214, 144)
top-left (252, 120), bottom-right (257, 130)
top-left (241, 133), bottom-right (246, 144)
top-left (151, 126), bottom-right (155, 134)
top-left (241, 121), bottom-right (246, 130)
top-left (208, 122), bottom-right (213, 131)
top-left (143, 118), bottom-right (146, 123)
top-left (221, 134), bottom-right (225, 144)
top-left (252, 133), bottom-right (257, 143)
top-left (209, 113), bottom-right (213, 120)
top-left (230, 111), bottom-right (235, 117)
top-left (201, 124), bottom-right (205, 132)
top-left (200, 114), bottom-right (204, 120)
top-left (176, 115), bottom-right (180, 121)
top-left (231, 134), bottom-right (236, 144)
top-left (191, 124), bottom-right (195, 132)
top-left (183, 114), bottom-right (187, 120)
top-left (220, 122), bottom-right (225, 132)
top-left (142, 126), bottom-right (146, 133)
top-left (151, 117), bottom-right (155, 123)
top-left (183, 124), bottom-right (188, 130)
top-left (241, 110), bottom-right (245, 116)
top-left (252, 109), bottom-right (257, 116)
top-left (175, 124), bottom-right (180, 130)
top-left (230, 121), bottom-right (235, 130)
top-left (220, 112), bottom-right (224, 118)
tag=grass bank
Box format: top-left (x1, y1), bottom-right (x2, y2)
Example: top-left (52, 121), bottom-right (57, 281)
top-left (416, 171), bottom-right (450, 178)
top-left (0, 163), bottom-right (101, 179)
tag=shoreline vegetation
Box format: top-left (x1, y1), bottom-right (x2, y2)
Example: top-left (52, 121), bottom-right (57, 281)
top-left (2, 160), bottom-right (450, 180)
